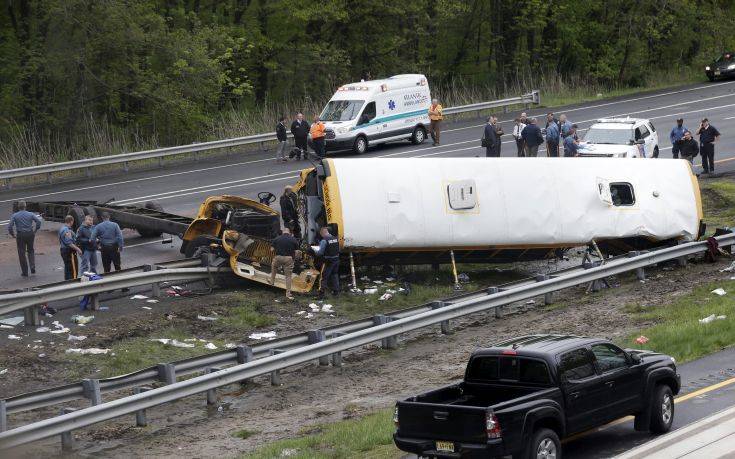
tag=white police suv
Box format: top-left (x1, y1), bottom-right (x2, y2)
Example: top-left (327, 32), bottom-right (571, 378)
top-left (579, 118), bottom-right (659, 158)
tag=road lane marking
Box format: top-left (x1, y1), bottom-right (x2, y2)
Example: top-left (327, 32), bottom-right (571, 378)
top-left (563, 375), bottom-right (735, 444)
top-left (4, 82), bottom-right (734, 205)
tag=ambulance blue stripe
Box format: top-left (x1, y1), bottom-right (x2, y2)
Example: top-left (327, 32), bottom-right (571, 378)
top-left (350, 109), bottom-right (427, 130)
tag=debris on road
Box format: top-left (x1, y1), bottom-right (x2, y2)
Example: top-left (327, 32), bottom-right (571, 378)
top-left (711, 288), bottom-right (727, 296)
top-left (35, 327), bottom-right (50, 333)
top-left (0, 369), bottom-right (7, 375)
top-left (635, 336), bottom-right (649, 345)
top-left (149, 338), bottom-right (196, 348)
top-left (699, 314), bottom-right (727, 324)
top-left (8, 335), bottom-right (21, 340)
top-left (308, 303), bottom-right (320, 312)
top-left (49, 321), bottom-right (70, 334)
top-left (248, 331), bottom-right (276, 340)
top-left (720, 261), bottom-right (735, 272)
top-left (197, 314), bottom-right (219, 321)
top-left (204, 343), bottom-right (217, 350)
top-left (67, 335), bottom-right (87, 342)
top-left (0, 316), bottom-right (24, 327)
top-left (71, 315), bottom-right (94, 325)
top-left (142, 306), bottom-right (152, 310)
top-left (130, 294), bottom-right (149, 300)
top-left (363, 288), bottom-right (378, 294)
top-left (321, 304), bottom-right (333, 312)
top-left (146, 299), bottom-right (159, 304)
top-left (65, 348), bottom-right (111, 355)
top-left (379, 293), bottom-right (393, 301)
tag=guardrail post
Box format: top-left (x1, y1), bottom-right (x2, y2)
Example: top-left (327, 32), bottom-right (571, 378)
top-left (133, 387), bottom-right (152, 427)
top-left (46, 172), bottom-right (53, 184)
top-left (235, 345), bottom-right (254, 385)
top-left (535, 274), bottom-right (553, 305)
top-left (0, 400), bottom-right (7, 432)
top-left (628, 251), bottom-right (645, 280)
top-left (82, 379), bottom-right (102, 405)
top-left (676, 241), bottom-right (688, 267)
top-left (430, 301), bottom-right (451, 334)
top-left (308, 330), bottom-right (330, 366)
top-left (487, 287), bottom-right (502, 318)
top-left (86, 167), bottom-right (92, 179)
top-left (147, 264), bottom-right (162, 298)
top-left (23, 304), bottom-right (40, 326)
top-left (372, 315), bottom-right (398, 349)
top-left (89, 293), bottom-right (100, 311)
top-left (60, 407), bottom-right (77, 451)
top-left (158, 156), bottom-right (163, 168)
top-left (206, 367), bottom-right (223, 405)
top-left (330, 332), bottom-right (345, 367)
top-left (5, 178), bottom-right (12, 190)
top-left (157, 363), bottom-right (176, 384)
top-left (123, 161), bottom-right (129, 173)
top-left (270, 349), bottom-right (284, 385)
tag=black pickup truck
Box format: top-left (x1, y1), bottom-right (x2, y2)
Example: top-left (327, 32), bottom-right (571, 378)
top-left (393, 334), bottom-right (680, 458)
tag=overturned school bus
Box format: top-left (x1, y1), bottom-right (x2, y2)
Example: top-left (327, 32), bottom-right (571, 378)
top-left (189, 157), bottom-right (703, 292)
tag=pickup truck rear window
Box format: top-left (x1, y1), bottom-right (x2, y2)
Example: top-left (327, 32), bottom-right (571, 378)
top-left (467, 356), bottom-right (551, 385)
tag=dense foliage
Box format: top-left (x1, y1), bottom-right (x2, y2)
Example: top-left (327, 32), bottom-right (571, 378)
top-left (1, 0), bottom-right (734, 160)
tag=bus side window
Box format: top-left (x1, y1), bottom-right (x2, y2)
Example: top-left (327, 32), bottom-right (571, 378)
top-left (610, 182), bottom-right (635, 206)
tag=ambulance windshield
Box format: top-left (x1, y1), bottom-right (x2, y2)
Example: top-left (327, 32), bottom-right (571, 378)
top-left (321, 100), bottom-right (365, 121)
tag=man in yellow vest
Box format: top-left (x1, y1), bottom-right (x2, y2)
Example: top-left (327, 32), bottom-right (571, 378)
top-left (428, 98), bottom-right (443, 146)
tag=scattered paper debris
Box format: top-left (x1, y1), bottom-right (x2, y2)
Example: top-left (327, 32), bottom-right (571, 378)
top-left (711, 288), bottom-right (727, 296)
top-left (197, 315), bottom-right (218, 321)
top-left (349, 288), bottom-right (362, 294)
top-left (379, 293), bottom-right (393, 301)
top-left (385, 289), bottom-right (396, 294)
top-left (65, 348), bottom-right (111, 355)
top-left (0, 369), bottom-right (7, 375)
top-left (8, 334), bottom-right (21, 340)
top-left (142, 306), bottom-right (152, 310)
top-left (374, 280), bottom-right (383, 285)
top-left (635, 336), bottom-right (649, 345)
top-left (67, 335), bottom-right (87, 342)
top-left (321, 304), bottom-right (333, 312)
top-left (525, 300), bottom-right (536, 305)
top-left (699, 314), bottom-right (727, 324)
top-left (149, 338), bottom-right (195, 348)
top-left (305, 313), bottom-right (314, 318)
top-left (225, 343), bottom-right (236, 349)
top-left (363, 288), bottom-right (378, 294)
top-left (360, 276), bottom-right (370, 281)
top-left (248, 331), bottom-right (276, 340)
top-left (130, 294), bottom-right (148, 300)
top-left (0, 316), bottom-right (24, 327)
top-left (204, 343), bottom-right (217, 350)
top-left (385, 277), bottom-right (396, 282)
top-left (720, 261), bottom-right (735, 272)
top-left (308, 303), bottom-right (320, 312)
top-left (146, 299), bottom-right (159, 304)
top-left (36, 327), bottom-right (50, 333)
top-left (71, 315), bottom-right (94, 325)
top-left (296, 311), bottom-right (306, 315)
top-left (38, 353), bottom-right (46, 358)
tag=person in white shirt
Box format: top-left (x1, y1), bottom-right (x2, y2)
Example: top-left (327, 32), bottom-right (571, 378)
top-left (512, 117), bottom-right (527, 157)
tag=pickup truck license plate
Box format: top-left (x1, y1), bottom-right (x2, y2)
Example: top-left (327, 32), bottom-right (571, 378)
top-left (436, 441), bottom-right (455, 452)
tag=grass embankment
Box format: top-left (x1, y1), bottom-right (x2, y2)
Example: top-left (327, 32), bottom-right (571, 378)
top-left (700, 180), bottom-right (735, 230)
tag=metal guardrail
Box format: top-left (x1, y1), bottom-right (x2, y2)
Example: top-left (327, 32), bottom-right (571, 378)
top-left (0, 263), bottom-right (226, 317)
top-left (0, 91), bottom-right (540, 185)
top-left (1, 232), bottom-right (732, 450)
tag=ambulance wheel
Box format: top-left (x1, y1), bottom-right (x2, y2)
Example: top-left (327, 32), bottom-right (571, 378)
top-left (353, 135), bottom-right (368, 155)
top-left (137, 201), bottom-right (164, 238)
top-left (411, 126), bottom-right (427, 145)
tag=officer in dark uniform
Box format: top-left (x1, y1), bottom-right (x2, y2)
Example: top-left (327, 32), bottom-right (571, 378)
top-left (696, 118), bottom-right (721, 174)
top-left (7, 200), bottom-right (43, 277)
top-left (58, 215), bottom-right (83, 280)
top-left (315, 226), bottom-right (340, 298)
top-left (91, 212), bottom-right (124, 273)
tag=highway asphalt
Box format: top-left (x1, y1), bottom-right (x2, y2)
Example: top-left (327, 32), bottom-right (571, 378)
top-left (2, 80), bottom-right (735, 288)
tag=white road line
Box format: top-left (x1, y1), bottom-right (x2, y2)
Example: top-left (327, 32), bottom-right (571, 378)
top-left (725, 115), bottom-right (735, 120)
top-left (443, 80), bottom-right (735, 133)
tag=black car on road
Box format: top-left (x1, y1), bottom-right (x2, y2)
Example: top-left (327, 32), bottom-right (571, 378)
top-left (393, 334), bottom-right (680, 459)
top-left (706, 52), bottom-right (735, 81)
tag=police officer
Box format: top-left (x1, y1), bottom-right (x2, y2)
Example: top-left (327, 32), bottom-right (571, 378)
top-left (7, 200), bottom-right (43, 277)
top-left (669, 118), bottom-right (688, 159)
top-left (696, 118), bottom-right (721, 174)
top-left (76, 214), bottom-right (98, 274)
top-left (92, 212), bottom-right (124, 274)
top-left (545, 117), bottom-right (561, 157)
top-left (290, 112), bottom-right (310, 160)
top-left (563, 125), bottom-right (580, 157)
top-left (559, 114), bottom-right (573, 139)
top-left (315, 226), bottom-right (340, 298)
top-left (268, 228), bottom-right (300, 300)
top-left (59, 215), bottom-right (83, 280)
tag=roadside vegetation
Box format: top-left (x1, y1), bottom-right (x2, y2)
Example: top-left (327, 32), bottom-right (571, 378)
top-left (700, 180), bottom-right (735, 230)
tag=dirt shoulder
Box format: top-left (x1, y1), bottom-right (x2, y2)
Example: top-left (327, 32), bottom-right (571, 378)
top-left (7, 254), bottom-right (733, 458)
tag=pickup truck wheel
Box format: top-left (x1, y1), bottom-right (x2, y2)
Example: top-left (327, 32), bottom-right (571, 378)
top-left (518, 428), bottom-right (560, 459)
top-left (649, 385), bottom-right (674, 433)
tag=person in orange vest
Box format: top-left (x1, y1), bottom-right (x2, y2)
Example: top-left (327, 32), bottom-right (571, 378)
top-left (428, 98), bottom-right (443, 146)
top-left (310, 116), bottom-right (326, 158)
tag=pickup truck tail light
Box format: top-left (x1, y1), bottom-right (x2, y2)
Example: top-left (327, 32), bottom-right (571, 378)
top-left (486, 413), bottom-right (501, 439)
top-left (393, 406), bottom-right (399, 428)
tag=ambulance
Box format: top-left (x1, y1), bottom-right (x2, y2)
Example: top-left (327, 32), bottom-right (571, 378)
top-left (316, 74), bottom-right (432, 154)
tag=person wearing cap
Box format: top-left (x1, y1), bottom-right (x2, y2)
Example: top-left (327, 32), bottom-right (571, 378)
top-left (7, 200), bottom-right (43, 277)
top-left (58, 215), bottom-right (83, 280)
top-left (679, 130), bottom-right (699, 165)
top-left (696, 118), bottom-right (721, 174)
top-left (669, 118), bottom-right (688, 159)
top-left (91, 212), bottom-right (124, 274)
